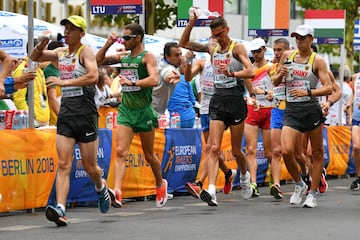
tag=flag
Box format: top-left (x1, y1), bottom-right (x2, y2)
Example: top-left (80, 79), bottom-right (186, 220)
top-left (304, 10), bottom-right (345, 39)
top-left (248, 0), bottom-right (290, 36)
top-left (354, 18), bottom-right (360, 51)
top-left (177, 0), bottom-right (223, 27)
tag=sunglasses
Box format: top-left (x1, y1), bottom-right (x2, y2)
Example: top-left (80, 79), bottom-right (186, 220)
top-left (251, 47), bottom-right (264, 54)
top-left (212, 30), bottom-right (224, 38)
top-left (122, 35), bottom-right (138, 41)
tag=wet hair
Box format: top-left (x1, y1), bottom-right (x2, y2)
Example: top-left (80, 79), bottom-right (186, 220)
top-left (163, 42), bottom-right (179, 57)
top-left (210, 17), bottom-right (227, 29)
top-left (274, 38), bottom-right (290, 49)
top-left (124, 23), bottom-right (144, 41)
top-left (311, 43), bottom-right (318, 53)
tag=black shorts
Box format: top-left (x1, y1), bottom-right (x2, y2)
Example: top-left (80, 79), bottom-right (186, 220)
top-left (283, 104), bottom-right (325, 133)
top-left (209, 95), bottom-right (247, 127)
top-left (57, 114), bottom-right (98, 143)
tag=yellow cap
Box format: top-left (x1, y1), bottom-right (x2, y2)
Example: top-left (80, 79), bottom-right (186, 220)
top-left (60, 15), bottom-right (87, 32)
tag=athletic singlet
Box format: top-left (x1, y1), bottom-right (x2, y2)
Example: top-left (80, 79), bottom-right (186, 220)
top-left (212, 40), bottom-right (245, 97)
top-left (200, 58), bottom-right (215, 114)
top-left (250, 63), bottom-right (273, 107)
top-left (58, 45), bottom-right (97, 116)
top-left (120, 51), bottom-right (153, 109)
top-left (286, 50), bottom-right (318, 104)
top-left (353, 75), bottom-right (360, 121)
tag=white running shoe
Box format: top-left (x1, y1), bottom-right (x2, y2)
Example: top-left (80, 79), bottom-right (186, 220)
top-left (303, 194), bottom-right (317, 208)
top-left (240, 171), bottom-right (253, 200)
top-left (290, 182), bottom-right (308, 205)
top-left (200, 189), bottom-right (218, 206)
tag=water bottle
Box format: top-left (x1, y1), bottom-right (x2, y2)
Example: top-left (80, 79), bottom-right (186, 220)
top-left (164, 109), bottom-right (170, 128)
top-left (0, 110), bottom-right (6, 130)
top-left (158, 113), bottom-right (167, 129)
top-left (175, 112), bottom-right (181, 128)
top-left (12, 111), bottom-right (22, 130)
top-left (284, 59), bottom-right (293, 81)
top-left (22, 110), bottom-right (29, 128)
top-left (194, 114), bottom-right (201, 128)
top-left (106, 112), bottom-right (113, 129)
top-left (112, 112), bottom-right (118, 128)
top-left (170, 112), bottom-right (177, 128)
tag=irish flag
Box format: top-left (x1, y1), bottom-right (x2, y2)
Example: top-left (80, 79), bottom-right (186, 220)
top-left (177, 0), bottom-right (223, 19)
top-left (304, 10), bottom-right (345, 38)
top-left (248, 0), bottom-right (290, 31)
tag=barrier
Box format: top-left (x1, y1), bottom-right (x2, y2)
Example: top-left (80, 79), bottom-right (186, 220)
top-left (0, 125), bottom-right (355, 212)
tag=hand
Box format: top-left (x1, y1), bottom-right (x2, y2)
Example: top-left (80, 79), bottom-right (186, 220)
top-left (118, 75), bottom-right (132, 86)
top-left (108, 32), bottom-right (119, 44)
top-left (219, 64), bottom-right (231, 76)
top-left (279, 66), bottom-right (289, 77)
top-left (289, 89), bottom-right (307, 99)
top-left (46, 76), bottom-right (61, 87)
top-left (321, 101), bottom-right (330, 116)
top-left (168, 70), bottom-right (180, 84)
top-left (17, 71), bottom-right (36, 83)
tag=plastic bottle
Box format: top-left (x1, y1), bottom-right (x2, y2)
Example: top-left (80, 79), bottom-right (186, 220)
top-left (22, 110), bottom-right (29, 128)
top-left (170, 112), bottom-right (176, 128)
top-left (194, 114), bottom-right (201, 129)
top-left (12, 111), bottom-right (22, 130)
top-left (164, 109), bottom-right (170, 128)
top-left (106, 112), bottom-right (113, 129)
top-left (0, 110), bottom-right (6, 130)
top-left (175, 112), bottom-right (181, 128)
top-left (188, 6), bottom-right (220, 18)
top-left (112, 112), bottom-right (118, 128)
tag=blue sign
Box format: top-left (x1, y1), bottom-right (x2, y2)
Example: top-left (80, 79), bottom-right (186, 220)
top-left (91, 5), bottom-right (142, 15)
top-left (354, 19), bottom-right (360, 51)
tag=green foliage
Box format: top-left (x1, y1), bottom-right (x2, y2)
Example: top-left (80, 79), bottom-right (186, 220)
top-left (295, 0), bottom-right (360, 69)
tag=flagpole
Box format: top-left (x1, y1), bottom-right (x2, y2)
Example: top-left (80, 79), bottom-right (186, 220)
top-left (28, 0), bottom-right (35, 129)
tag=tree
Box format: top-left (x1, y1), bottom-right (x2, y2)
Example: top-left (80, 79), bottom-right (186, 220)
top-left (92, 0), bottom-right (177, 35)
top-left (296, 0), bottom-right (360, 71)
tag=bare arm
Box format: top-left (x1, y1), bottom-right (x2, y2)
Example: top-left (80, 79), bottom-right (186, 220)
top-left (178, 14), bottom-right (209, 53)
top-left (95, 32), bottom-right (125, 66)
top-left (312, 56), bottom-right (332, 97)
top-left (185, 58), bottom-right (204, 81)
top-left (0, 49), bottom-right (17, 96)
top-left (273, 50), bottom-right (291, 86)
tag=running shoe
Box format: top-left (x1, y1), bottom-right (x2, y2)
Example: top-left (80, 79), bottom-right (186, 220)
top-left (108, 188), bottom-right (123, 208)
top-left (318, 168), bottom-right (328, 193)
top-left (156, 179), bottom-right (168, 208)
top-left (303, 193), bottom-right (317, 208)
top-left (290, 182), bottom-right (308, 205)
top-left (240, 171), bottom-right (253, 200)
top-left (200, 189), bottom-right (218, 206)
top-left (270, 184), bottom-right (283, 200)
top-left (223, 169), bottom-right (237, 194)
top-left (45, 205), bottom-right (68, 227)
top-left (350, 178), bottom-right (360, 191)
top-left (251, 183), bottom-right (260, 197)
top-left (184, 182), bottom-right (201, 199)
top-left (97, 180), bottom-right (111, 213)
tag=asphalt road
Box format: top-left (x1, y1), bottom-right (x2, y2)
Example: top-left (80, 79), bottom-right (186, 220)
top-left (0, 176), bottom-right (359, 240)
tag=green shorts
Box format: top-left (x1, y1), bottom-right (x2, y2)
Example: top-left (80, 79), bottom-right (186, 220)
top-left (117, 104), bottom-right (157, 132)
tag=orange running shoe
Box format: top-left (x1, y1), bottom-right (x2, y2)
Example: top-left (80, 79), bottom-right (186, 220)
top-left (223, 169), bottom-right (237, 194)
top-left (184, 182), bottom-right (201, 198)
top-left (156, 179), bottom-right (168, 208)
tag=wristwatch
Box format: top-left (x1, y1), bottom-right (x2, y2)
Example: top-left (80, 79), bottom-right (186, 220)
top-left (132, 79), bottom-right (136, 86)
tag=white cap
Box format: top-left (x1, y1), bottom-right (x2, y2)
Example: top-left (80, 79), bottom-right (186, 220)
top-left (290, 24), bottom-right (314, 37)
top-left (249, 38), bottom-right (266, 51)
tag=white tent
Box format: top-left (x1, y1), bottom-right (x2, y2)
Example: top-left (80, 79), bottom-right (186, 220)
top-left (0, 10), bottom-right (176, 59)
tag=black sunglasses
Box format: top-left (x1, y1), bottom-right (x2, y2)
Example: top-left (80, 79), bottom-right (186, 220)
top-left (122, 35), bottom-right (138, 41)
top-left (251, 47), bottom-right (264, 54)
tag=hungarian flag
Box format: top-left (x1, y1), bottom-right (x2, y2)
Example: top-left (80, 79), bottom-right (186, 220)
top-left (304, 10), bottom-right (345, 38)
top-left (248, 0), bottom-right (290, 31)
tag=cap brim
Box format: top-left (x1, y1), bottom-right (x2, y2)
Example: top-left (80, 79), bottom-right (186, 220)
top-left (290, 32), bottom-right (299, 37)
top-left (60, 19), bottom-right (70, 26)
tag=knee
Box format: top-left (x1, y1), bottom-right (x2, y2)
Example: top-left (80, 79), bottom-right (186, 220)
top-left (246, 145), bottom-right (257, 156)
top-left (206, 143), bottom-right (220, 156)
top-left (272, 146), bottom-right (282, 158)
